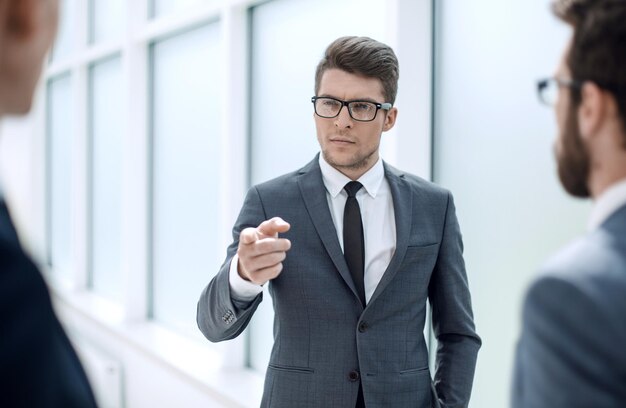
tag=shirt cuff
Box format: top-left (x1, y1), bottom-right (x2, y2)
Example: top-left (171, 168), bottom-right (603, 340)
top-left (228, 254), bottom-right (263, 301)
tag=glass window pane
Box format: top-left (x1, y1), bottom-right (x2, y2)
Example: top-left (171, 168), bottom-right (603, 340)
top-left (47, 74), bottom-right (73, 279)
top-left (90, 0), bottom-right (125, 44)
top-left (249, 0), bottom-right (386, 372)
top-left (433, 2), bottom-right (589, 406)
top-left (89, 56), bottom-right (124, 300)
top-left (151, 23), bottom-right (221, 334)
top-left (150, 0), bottom-right (214, 19)
top-left (51, 0), bottom-right (76, 63)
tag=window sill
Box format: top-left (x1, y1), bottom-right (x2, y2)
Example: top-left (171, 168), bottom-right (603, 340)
top-left (49, 284), bottom-right (264, 408)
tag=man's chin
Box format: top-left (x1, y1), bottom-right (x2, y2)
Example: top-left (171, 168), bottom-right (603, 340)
top-left (323, 152), bottom-right (352, 168)
top-left (322, 149), bottom-right (377, 170)
top-left (325, 157), bottom-right (365, 172)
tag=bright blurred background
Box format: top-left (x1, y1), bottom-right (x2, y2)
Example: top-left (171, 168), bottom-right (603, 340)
top-left (0, 0), bottom-right (588, 407)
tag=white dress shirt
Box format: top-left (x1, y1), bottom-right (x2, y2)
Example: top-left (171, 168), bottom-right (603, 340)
top-left (229, 155), bottom-right (396, 303)
top-left (587, 178), bottom-right (626, 231)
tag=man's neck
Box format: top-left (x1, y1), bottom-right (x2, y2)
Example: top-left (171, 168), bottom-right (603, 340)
top-left (588, 152), bottom-right (626, 199)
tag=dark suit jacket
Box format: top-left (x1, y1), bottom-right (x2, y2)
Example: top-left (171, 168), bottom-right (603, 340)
top-left (0, 201), bottom-right (97, 407)
top-left (198, 157), bottom-right (481, 408)
top-left (512, 203), bottom-right (626, 407)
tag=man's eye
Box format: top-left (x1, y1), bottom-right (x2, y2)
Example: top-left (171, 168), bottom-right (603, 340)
top-left (352, 103), bottom-right (373, 111)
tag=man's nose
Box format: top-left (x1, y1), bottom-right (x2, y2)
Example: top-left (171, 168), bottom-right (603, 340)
top-left (334, 105), bottom-right (353, 128)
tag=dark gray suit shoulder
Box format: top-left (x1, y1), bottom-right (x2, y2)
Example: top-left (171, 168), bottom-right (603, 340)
top-left (253, 168), bottom-right (303, 194)
top-left (384, 162), bottom-right (450, 197)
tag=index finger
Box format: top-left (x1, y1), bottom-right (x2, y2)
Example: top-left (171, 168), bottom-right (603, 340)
top-left (240, 227), bottom-right (259, 245)
top-left (257, 217), bottom-right (290, 237)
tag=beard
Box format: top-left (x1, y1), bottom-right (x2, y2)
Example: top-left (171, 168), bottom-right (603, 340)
top-left (555, 105), bottom-right (591, 198)
top-left (321, 147), bottom-right (378, 172)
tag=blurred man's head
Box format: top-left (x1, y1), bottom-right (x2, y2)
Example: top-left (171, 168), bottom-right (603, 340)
top-left (551, 0), bottom-right (626, 198)
top-left (0, 0), bottom-right (59, 116)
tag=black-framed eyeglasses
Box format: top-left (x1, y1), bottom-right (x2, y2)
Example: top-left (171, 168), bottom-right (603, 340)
top-left (536, 77), bottom-right (582, 106)
top-left (311, 96), bottom-right (392, 122)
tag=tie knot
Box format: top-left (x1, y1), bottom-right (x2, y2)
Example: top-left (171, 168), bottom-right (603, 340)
top-left (344, 181), bottom-right (363, 198)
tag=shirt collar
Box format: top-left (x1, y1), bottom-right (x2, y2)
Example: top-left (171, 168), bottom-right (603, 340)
top-left (588, 178), bottom-right (626, 231)
top-left (318, 154), bottom-right (385, 199)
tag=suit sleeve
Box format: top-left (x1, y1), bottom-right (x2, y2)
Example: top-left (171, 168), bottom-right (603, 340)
top-left (428, 192), bottom-right (482, 408)
top-left (196, 186), bottom-right (266, 342)
top-left (512, 275), bottom-right (625, 408)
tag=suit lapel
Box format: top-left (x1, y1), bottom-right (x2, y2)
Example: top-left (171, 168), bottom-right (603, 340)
top-left (297, 156), bottom-right (361, 303)
top-left (367, 163), bottom-right (412, 306)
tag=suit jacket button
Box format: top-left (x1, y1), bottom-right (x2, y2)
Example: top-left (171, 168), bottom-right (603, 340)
top-left (348, 370), bottom-right (360, 382)
top-left (358, 321), bottom-right (368, 333)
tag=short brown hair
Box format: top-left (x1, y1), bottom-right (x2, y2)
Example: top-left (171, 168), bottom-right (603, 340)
top-left (314, 36), bottom-right (399, 105)
top-left (553, 0), bottom-right (626, 136)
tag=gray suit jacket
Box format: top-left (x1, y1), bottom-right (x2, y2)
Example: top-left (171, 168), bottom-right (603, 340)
top-left (198, 157), bottom-right (481, 408)
top-left (512, 204), bottom-right (626, 407)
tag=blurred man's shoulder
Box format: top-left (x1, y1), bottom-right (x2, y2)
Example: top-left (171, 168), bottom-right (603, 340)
top-left (529, 233), bottom-right (626, 319)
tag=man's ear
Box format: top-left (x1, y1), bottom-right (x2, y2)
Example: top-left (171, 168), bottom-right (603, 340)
top-left (382, 107), bottom-right (398, 132)
top-left (5, 0), bottom-right (35, 39)
top-left (577, 81), bottom-right (608, 139)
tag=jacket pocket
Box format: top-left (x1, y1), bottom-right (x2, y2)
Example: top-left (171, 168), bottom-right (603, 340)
top-left (402, 243), bottom-right (439, 265)
top-left (267, 364), bottom-right (314, 374)
top-left (399, 366), bottom-right (430, 375)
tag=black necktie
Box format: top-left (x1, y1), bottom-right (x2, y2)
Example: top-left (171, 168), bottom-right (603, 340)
top-left (343, 181), bottom-right (366, 307)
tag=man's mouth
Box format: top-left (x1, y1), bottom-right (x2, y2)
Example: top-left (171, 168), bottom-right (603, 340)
top-left (330, 138), bottom-right (355, 144)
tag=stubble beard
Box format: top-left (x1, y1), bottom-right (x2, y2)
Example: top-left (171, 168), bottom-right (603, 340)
top-left (556, 105), bottom-right (591, 198)
top-left (322, 146), bottom-right (378, 173)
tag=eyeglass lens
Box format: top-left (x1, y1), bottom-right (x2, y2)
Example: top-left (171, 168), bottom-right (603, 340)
top-left (314, 98), bottom-right (378, 121)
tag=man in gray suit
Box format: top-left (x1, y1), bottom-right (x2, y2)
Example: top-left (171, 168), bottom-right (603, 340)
top-left (198, 36), bottom-right (481, 408)
top-left (512, 1), bottom-right (626, 407)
